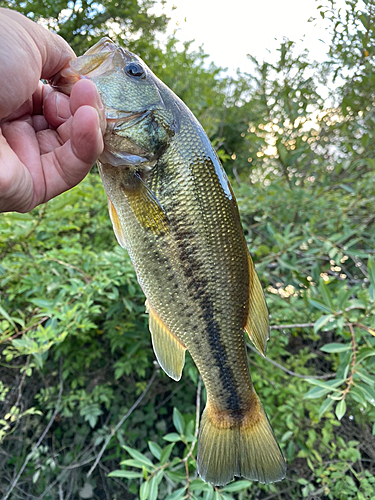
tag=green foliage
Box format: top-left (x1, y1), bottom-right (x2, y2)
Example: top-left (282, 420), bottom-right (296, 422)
top-left (1, 0), bottom-right (375, 498)
top-left (0, 0), bottom-right (169, 56)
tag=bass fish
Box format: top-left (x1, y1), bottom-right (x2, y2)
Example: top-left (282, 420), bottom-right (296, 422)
top-left (54, 38), bottom-right (286, 486)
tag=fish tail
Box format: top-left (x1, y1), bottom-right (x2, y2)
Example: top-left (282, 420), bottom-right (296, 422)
top-left (197, 393), bottom-right (286, 486)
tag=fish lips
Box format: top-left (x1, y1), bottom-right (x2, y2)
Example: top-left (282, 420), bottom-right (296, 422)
top-left (100, 110), bottom-right (160, 167)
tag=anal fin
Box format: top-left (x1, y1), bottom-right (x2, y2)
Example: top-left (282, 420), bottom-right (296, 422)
top-left (244, 252), bottom-right (269, 356)
top-left (146, 301), bottom-right (186, 381)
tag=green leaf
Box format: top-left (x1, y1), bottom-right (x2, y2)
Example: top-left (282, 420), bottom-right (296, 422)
top-left (318, 397), bottom-right (334, 418)
top-left (346, 299), bottom-right (366, 310)
top-left (121, 459), bottom-right (153, 470)
top-left (163, 433), bottom-right (181, 442)
top-left (221, 494), bottom-right (236, 500)
top-left (304, 386), bottom-right (333, 399)
top-left (122, 446), bottom-right (155, 469)
top-left (304, 379), bottom-right (344, 399)
top-left (0, 305), bottom-right (16, 328)
top-left (32, 469), bottom-right (40, 483)
top-left (355, 347), bottom-right (375, 364)
top-left (281, 430), bottom-right (294, 442)
top-left (314, 315), bottom-right (334, 333)
top-left (307, 378), bottom-right (344, 390)
top-left (319, 279), bottom-right (334, 310)
top-left (338, 184), bottom-right (355, 194)
top-left (298, 478), bottom-right (309, 485)
top-left (355, 369), bottom-right (375, 386)
top-left (140, 480), bottom-right (150, 500)
top-left (368, 258), bottom-right (375, 288)
top-left (358, 384), bottom-right (375, 406)
top-left (338, 287), bottom-right (355, 309)
top-left (165, 487), bottom-right (187, 500)
top-left (160, 443), bottom-right (175, 464)
top-left (335, 399), bottom-right (347, 420)
top-left (79, 404), bottom-right (102, 428)
top-left (148, 441), bottom-right (161, 460)
top-left (349, 386), bottom-right (367, 406)
top-left (149, 473), bottom-right (161, 500)
top-left (189, 480), bottom-right (213, 492)
top-left (173, 407), bottom-right (185, 435)
top-left (278, 257), bottom-right (298, 271)
top-left (221, 480), bottom-right (252, 492)
top-left (108, 470), bottom-right (143, 478)
top-left (320, 343), bottom-right (351, 353)
top-left (309, 299), bottom-right (332, 314)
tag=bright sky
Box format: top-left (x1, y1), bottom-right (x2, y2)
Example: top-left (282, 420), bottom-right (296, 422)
top-left (152, 0), bottom-right (336, 73)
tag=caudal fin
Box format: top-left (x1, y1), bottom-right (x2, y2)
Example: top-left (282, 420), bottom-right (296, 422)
top-left (197, 394), bottom-right (286, 486)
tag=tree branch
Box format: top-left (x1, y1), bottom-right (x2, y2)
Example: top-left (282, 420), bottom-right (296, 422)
top-left (86, 369), bottom-right (158, 478)
top-left (4, 358), bottom-right (64, 500)
top-left (183, 376), bottom-right (202, 463)
top-left (342, 324), bottom-right (357, 398)
top-left (270, 323), bottom-right (315, 330)
top-left (183, 377), bottom-right (201, 497)
top-left (246, 343), bottom-right (335, 379)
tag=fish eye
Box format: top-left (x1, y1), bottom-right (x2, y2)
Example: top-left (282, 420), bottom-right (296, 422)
top-left (125, 62), bottom-right (145, 78)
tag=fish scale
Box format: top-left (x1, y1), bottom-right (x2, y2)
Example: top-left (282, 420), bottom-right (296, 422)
top-left (52, 36), bottom-right (286, 486)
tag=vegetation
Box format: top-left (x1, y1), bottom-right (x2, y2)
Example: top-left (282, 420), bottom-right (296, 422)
top-left (1, 0), bottom-right (375, 498)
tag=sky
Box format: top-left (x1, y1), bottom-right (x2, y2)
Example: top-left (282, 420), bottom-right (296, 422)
top-left (151, 0), bottom-right (336, 74)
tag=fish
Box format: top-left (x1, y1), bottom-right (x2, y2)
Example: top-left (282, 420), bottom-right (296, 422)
top-left (52, 37), bottom-right (286, 486)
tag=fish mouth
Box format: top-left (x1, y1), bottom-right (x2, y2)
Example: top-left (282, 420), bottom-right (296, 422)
top-left (99, 110), bottom-right (152, 167)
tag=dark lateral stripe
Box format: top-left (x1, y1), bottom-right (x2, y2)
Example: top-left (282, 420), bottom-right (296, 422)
top-left (147, 156), bottom-right (244, 413)
top-left (170, 211), bottom-right (243, 413)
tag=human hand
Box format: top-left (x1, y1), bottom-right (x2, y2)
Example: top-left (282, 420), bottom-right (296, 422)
top-left (0, 8), bottom-right (106, 213)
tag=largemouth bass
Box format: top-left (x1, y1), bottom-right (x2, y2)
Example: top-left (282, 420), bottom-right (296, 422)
top-left (53, 38), bottom-right (286, 486)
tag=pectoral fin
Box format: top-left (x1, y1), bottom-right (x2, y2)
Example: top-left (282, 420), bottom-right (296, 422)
top-left (122, 174), bottom-right (169, 234)
top-left (146, 301), bottom-right (186, 381)
top-left (108, 198), bottom-right (127, 248)
top-left (244, 253), bottom-right (269, 356)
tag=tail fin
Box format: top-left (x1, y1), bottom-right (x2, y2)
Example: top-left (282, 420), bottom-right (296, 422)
top-left (197, 394), bottom-right (286, 486)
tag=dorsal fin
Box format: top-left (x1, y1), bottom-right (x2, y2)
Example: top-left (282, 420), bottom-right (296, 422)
top-left (146, 301), bottom-right (186, 381)
top-left (244, 253), bottom-right (269, 356)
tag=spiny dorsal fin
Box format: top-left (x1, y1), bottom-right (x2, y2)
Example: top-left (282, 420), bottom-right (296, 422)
top-left (122, 174), bottom-right (169, 235)
top-left (244, 252), bottom-right (269, 357)
top-left (146, 300), bottom-right (186, 381)
top-left (108, 198), bottom-right (127, 248)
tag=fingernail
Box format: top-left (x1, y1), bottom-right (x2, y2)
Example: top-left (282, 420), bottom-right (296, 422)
top-left (97, 107), bottom-right (106, 135)
top-left (97, 124), bottom-right (104, 152)
top-left (94, 107), bottom-right (103, 135)
top-left (56, 93), bottom-right (71, 120)
top-left (96, 92), bottom-right (104, 111)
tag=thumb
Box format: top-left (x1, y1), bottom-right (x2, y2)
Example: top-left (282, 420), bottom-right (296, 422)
top-left (0, 8), bottom-right (75, 118)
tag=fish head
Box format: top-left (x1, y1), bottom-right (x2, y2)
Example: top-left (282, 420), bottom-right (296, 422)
top-left (51, 37), bottom-right (179, 168)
